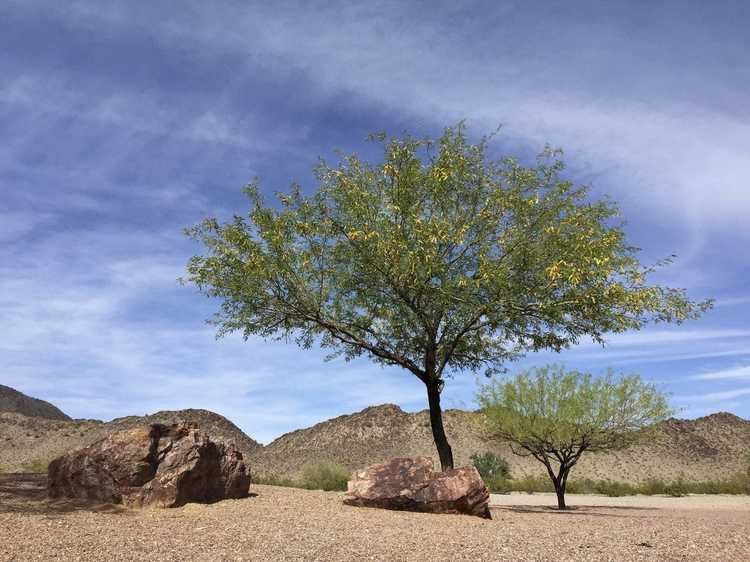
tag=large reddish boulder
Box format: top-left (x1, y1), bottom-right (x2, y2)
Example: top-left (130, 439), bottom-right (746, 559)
top-left (345, 456), bottom-right (491, 519)
top-left (48, 423), bottom-right (251, 507)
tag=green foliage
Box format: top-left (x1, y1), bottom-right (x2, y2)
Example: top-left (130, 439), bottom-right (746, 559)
top-left (509, 474), bottom-right (555, 493)
top-left (183, 122), bottom-right (709, 473)
top-left (301, 462), bottom-right (350, 491)
top-left (478, 365), bottom-right (673, 457)
top-left (478, 365), bottom-right (672, 508)
top-left (638, 478), bottom-right (668, 495)
top-left (664, 475), bottom-right (689, 497)
top-left (253, 473), bottom-right (300, 488)
top-left (594, 480), bottom-right (638, 497)
top-left (183, 123), bottom-right (710, 385)
top-left (484, 475), bottom-right (513, 494)
top-left (470, 452), bottom-right (511, 480)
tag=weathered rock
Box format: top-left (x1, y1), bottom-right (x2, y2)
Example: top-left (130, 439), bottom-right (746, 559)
top-left (345, 456), bottom-right (491, 519)
top-left (48, 423), bottom-right (251, 507)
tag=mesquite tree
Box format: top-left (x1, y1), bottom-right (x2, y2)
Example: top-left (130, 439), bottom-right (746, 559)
top-left (183, 124), bottom-right (709, 471)
top-left (477, 365), bottom-right (673, 509)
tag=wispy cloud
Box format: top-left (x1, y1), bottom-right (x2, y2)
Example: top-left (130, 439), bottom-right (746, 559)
top-left (20, 1), bottom-right (748, 236)
top-left (692, 366), bottom-right (750, 381)
top-left (674, 387), bottom-right (750, 403)
top-left (1, 1), bottom-right (749, 439)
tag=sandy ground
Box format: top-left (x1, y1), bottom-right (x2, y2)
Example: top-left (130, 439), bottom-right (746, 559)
top-left (1, 474), bottom-right (749, 562)
top-left (491, 491), bottom-right (750, 510)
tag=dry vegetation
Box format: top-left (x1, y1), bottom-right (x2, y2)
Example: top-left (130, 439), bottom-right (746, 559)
top-left (1, 474), bottom-right (748, 561)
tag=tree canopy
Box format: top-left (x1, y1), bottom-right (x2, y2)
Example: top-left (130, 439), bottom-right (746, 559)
top-left (183, 123), bottom-right (710, 471)
top-left (477, 364), bottom-right (673, 508)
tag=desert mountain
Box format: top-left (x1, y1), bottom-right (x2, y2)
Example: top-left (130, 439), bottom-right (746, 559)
top-left (252, 404), bottom-right (750, 484)
top-left (0, 406), bottom-right (261, 473)
top-left (2, 385), bottom-right (748, 485)
top-left (0, 384), bottom-right (71, 421)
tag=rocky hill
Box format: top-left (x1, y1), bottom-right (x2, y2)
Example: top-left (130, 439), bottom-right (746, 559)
top-left (0, 384), bottom-right (71, 421)
top-left (0, 407), bottom-right (262, 473)
top-left (1, 382), bottom-right (748, 485)
top-left (252, 404), bottom-right (750, 484)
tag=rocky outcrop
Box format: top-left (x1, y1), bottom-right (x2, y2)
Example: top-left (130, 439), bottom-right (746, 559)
top-left (0, 384), bottom-right (71, 421)
top-left (345, 457), bottom-right (491, 519)
top-left (47, 423), bottom-right (251, 507)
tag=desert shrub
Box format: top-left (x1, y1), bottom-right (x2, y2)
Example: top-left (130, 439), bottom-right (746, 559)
top-left (470, 452), bottom-right (511, 480)
top-left (664, 476), bottom-right (689, 497)
top-left (509, 474), bottom-right (555, 494)
top-left (593, 479), bottom-right (638, 497)
top-left (565, 478), bottom-right (594, 495)
top-left (483, 475), bottom-right (512, 494)
top-left (638, 478), bottom-right (667, 495)
top-left (301, 462), bottom-right (350, 491)
top-left (737, 470), bottom-right (750, 494)
top-left (253, 473), bottom-right (300, 488)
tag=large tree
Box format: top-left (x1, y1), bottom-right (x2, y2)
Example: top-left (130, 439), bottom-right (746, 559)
top-left (476, 365), bottom-right (673, 509)
top-left (183, 124), bottom-right (710, 471)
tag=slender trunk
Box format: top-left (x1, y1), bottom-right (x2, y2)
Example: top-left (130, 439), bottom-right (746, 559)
top-left (554, 468), bottom-right (570, 510)
top-left (426, 380), bottom-right (454, 472)
top-left (555, 484), bottom-right (567, 510)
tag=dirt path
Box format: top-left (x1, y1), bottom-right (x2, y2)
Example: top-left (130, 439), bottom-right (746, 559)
top-left (1, 474), bottom-right (748, 561)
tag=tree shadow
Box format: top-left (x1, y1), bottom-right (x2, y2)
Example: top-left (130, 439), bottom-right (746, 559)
top-left (0, 473), bottom-right (133, 516)
top-left (491, 504), bottom-right (658, 518)
top-left (0, 473), bottom-right (259, 516)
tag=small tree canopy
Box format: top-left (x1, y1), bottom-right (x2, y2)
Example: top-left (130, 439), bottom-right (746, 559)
top-left (477, 364), bottom-right (673, 508)
top-left (183, 123), bottom-right (710, 471)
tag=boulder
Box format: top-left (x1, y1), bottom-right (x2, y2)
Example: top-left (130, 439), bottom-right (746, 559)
top-left (48, 423), bottom-right (251, 507)
top-left (345, 456), bottom-right (491, 519)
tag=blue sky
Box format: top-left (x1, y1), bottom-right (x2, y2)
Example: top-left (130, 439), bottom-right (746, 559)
top-left (2, 1), bottom-right (749, 443)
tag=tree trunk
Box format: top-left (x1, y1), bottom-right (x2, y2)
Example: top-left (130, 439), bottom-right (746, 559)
top-left (555, 485), bottom-right (567, 510)
top-left (553, 469), bottom-right (569, 510)
top-left (426, 380), bottom-right (454, 472)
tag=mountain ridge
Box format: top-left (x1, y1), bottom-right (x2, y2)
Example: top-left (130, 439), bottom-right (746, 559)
top-left (0, 384), bottom-right (72, 421)
top-left (1, 383), bottom-right (748, 484)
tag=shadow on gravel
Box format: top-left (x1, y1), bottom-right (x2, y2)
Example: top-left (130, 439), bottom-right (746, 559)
top-left (0, 473), bottom-right (132, 516)
top-left (492, 505), bottom-right (658, 518)
top-left (0, 473), bottom-right (259, 516)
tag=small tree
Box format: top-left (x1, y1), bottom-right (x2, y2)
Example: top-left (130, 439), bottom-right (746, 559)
top-left (184, 124), bottom-right (709, 472)
top-left (477, 365), bottom-right (672, 509)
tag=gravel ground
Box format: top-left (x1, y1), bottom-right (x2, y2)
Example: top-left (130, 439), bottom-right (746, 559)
top-left (1, 474), bottom-right (748, 561)
top-left (491, 492), bottom-right (750, 510)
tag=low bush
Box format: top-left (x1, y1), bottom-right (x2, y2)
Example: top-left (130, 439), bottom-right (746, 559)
top-left (505, 474), bottom-right (750, 496)
top-left (509, 474), bottom-right (555, 494)
top-left (483, 475), bottom-right (512, 494)
top-left (595, 480), bottom-right (638, 497)
top-left (638, 478), bottom-right (667, 495)
top-left (470, 452), bottom-right (511, 480)
top-left (664, 476), bottom-right (689, 497)
top-left (301, 462), bottom-right (350, 491)
top-left (253, 473), bottom-right (300, 488)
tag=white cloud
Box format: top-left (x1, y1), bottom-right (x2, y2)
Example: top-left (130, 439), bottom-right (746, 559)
top-left (674, 387), bottom-right (750, 403)
top-left (3, 1), bottom-right (748, 437)
top-left (692, 365), bottom-right (750, 381)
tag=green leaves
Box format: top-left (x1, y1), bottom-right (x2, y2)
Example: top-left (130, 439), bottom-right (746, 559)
top-left (476, 364), bottom-right (673, 457)
top-left (183, 122), bottom-right (711, 383)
